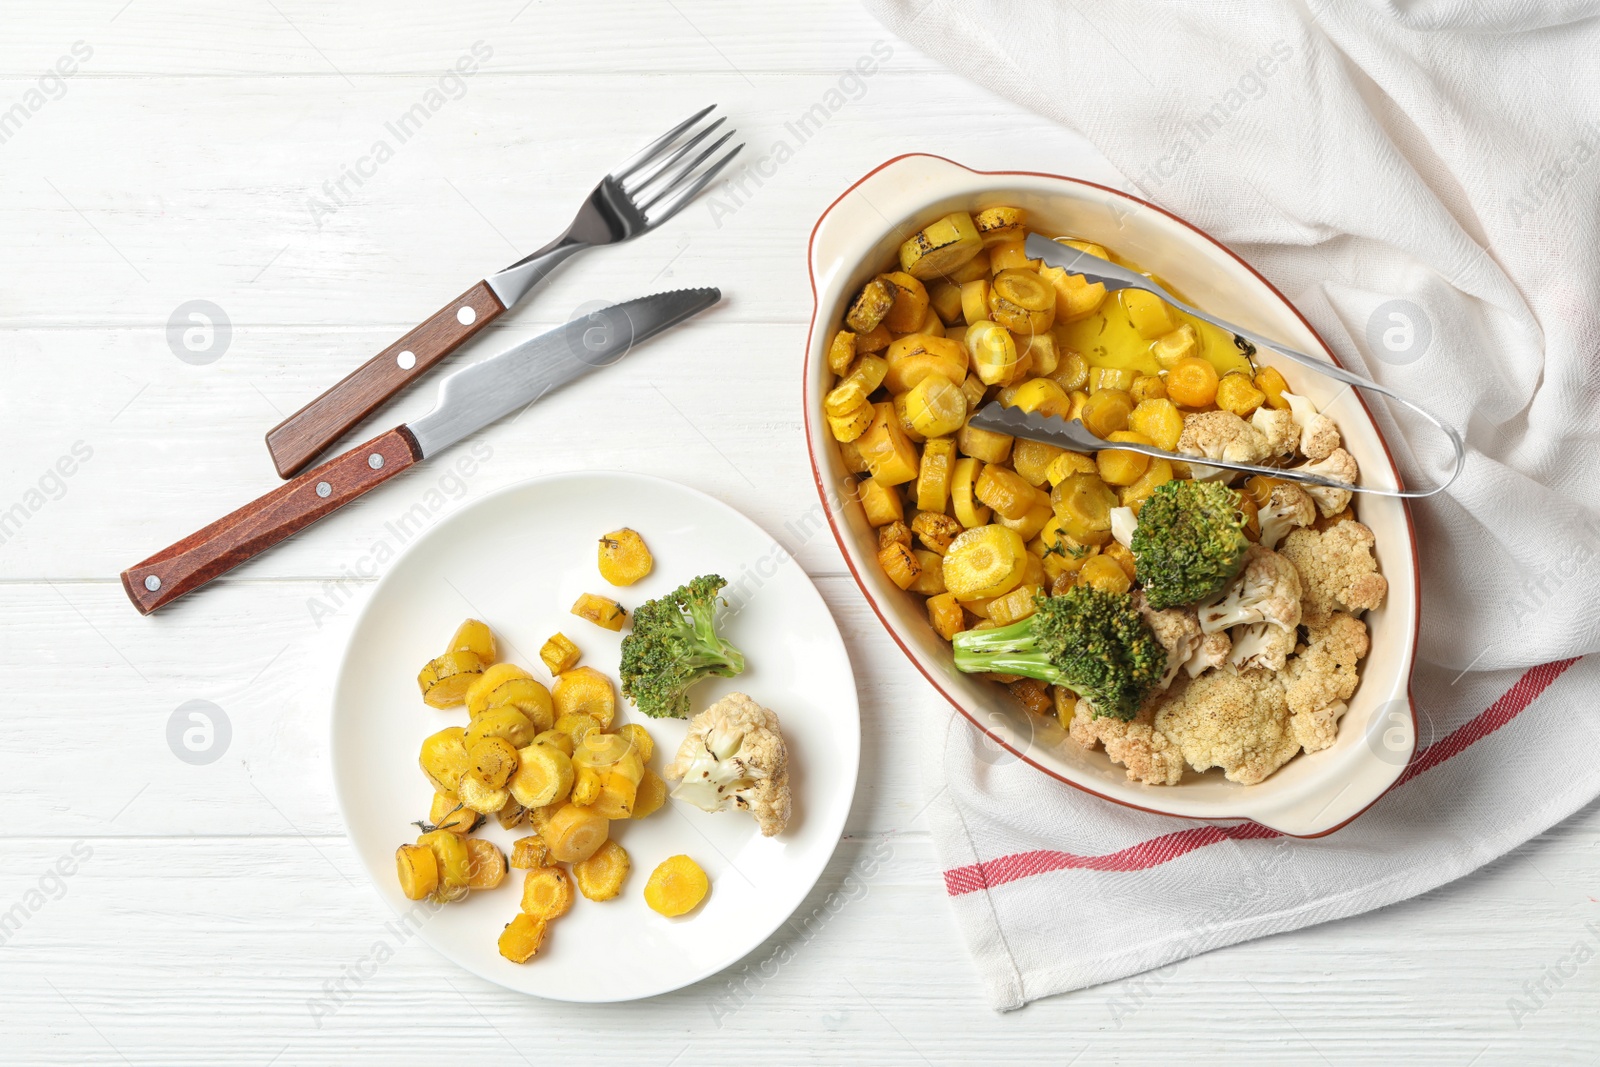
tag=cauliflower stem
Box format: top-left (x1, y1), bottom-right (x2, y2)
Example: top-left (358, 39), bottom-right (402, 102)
top-left (664, 693), bottom-right (791, 836)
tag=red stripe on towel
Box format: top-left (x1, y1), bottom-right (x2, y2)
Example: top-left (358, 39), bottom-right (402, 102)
top-left (1394, 657), bottom-right (1578, 786)
top-left (943, 658), bottom-right (1579, 896)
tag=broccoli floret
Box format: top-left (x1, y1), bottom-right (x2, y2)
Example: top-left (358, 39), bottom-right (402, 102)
top-left (951, 586), bottom-right (1166, 721)
top-left (1130, 480), bottom-right (1249, 609)
top-left (619, 575), bottom-right (746, 719)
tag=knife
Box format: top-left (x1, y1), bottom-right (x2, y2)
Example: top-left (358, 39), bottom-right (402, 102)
top-left (122, 288), bottom-right (719, 615)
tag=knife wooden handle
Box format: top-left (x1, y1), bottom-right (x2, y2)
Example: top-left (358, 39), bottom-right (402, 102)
top-left (122, 427), bottom-right (422, 615)
top-left (264, 281), bottom-right (505, 478)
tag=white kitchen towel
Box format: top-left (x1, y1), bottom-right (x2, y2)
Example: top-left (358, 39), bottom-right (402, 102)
top-left (863, 0), bottom-right (1600, 1008)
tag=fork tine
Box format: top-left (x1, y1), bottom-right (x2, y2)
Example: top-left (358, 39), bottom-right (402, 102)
top-left (643, 143), bottom-right (744, 226)
top-left (624, 117), bottom-right (726, 195)
top-left (610, 104), bottom-right (717, 182)
top-left (637, 132), bottom-right (735, 212)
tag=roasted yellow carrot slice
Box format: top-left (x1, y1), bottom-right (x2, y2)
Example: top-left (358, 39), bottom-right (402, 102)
top-left (466, 736), bottom-right (518, 790)
top-left (598, 527), bottom-right (654, 586)
top-left (428, 791), bottom-right (481, 835)
top-left (951, 457), bottom-right (992, 529)
top-left (464, 705), bottom-right (538, 750)
top-left (552, 667), bottom-right (616, 727)
top-left (571, 593), bottom-right (628, 632)
top-left (465, 662), bottom-right (533, 717)
top-left (539, 632), bottom-right (581, 675)
top-left (881, 271), bottom-right (930, 333)
top-left (631, 768), bottom-right (668, 819)
top-left (644, 855), bottom-right (710, 917)
top-left (846, 277), bottom-right (896, 333)
top-left (989, 268), bottom-right (1056, 334)
top-left (573, 840), bottom-right (631, 902)
top-left (465, 839), bottom-right (507, 890)
top-left (943, 525), bottom-right (1028, 600)
top-left (498, 913), bottom-right (548, 963)
top-left (417, 650), bottom-right (484, 709)
top-left (446, 618), bottom-right (496, 663)
top-left (509, 742), bottom-right (574, 809)
top-left (898, 212), bottom-right (982, 280)
top-left (418, 829), bottom-right (471, 898)
top-left (395, 844), bottom-right (438, 901)
top-left (520, 866), bottom-right (574, 920)
top-left (541, 804), bottom-right (610, 864)
top-left (827, 328), bottom-right (857, 374)
top-left (418, 727), bottom-right (471, 794)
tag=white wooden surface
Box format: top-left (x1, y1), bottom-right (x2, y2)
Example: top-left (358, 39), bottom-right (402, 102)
top-left (2, 2), bottom-right (1596, 1063)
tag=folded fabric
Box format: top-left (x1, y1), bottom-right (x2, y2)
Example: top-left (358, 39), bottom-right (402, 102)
top-left (863, 0), bottom-right (1600, 1007)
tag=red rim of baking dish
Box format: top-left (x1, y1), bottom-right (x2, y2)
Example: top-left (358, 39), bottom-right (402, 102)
top-left (802, 153), bottom-right (1421, 839)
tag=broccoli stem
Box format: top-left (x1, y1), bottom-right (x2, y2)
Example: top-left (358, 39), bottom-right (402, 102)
top-left (686, 603), bottom-right (745, 675)
top-left (951, 617), bottom-right (1067, 688)
top-left (682, 637), bottom-right (744, 676)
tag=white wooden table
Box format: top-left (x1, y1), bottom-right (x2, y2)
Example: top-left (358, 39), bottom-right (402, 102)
top-left (3, 3), bottom-right (1596, 1063)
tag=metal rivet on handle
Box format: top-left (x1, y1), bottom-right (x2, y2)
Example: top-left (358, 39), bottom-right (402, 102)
top-left (396, 350), bottom-right (416, 370)
top-left (144, 574), bottom-right (161, 592)
top-left (368, 453), bottom-right (384, 470)
top-left (316, 481), bottom-right (332, 498)
top-left (456, 306), bottom-right (476, 326)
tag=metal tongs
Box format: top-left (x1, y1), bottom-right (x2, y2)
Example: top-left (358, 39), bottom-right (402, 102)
top-left (979, 234), bottom-right (1467, 499)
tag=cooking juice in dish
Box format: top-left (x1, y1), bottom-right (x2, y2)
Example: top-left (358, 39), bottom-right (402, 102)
top-left (1051, 253), bottom-right (1255, 381)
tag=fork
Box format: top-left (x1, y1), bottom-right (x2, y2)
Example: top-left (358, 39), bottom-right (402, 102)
top-left (264, 105), bottom-right (743, 478)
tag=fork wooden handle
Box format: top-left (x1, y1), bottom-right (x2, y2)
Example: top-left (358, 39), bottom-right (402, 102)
top-left (264, 282), bottom-right (505, 478)
top-left (122, 427), bottom-right (423, 614)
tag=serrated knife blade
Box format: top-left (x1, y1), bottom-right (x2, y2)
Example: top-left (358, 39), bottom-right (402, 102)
top-left (121, 288), bottom-right (720, 614)
top-left (408, 287), bottom-right (720, 456)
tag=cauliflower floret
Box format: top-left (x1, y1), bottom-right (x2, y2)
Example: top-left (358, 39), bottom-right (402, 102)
top-left (1289, 447), bottom-right (1358, 516)
top-left (1188, 631), bottom-right (1233, 676)
top-left (1251, 407), bottom-right (1298, 457)
top-left (1132, 592), bottom-right (1231, 686)
top-left (1065, 689), bottom-right (1186, 786)
top-left (1278, 521), bottom-right (1388, 627)
top-left (1258, 481), bottom-right (1316, 550)
top-left (664, 692), bottom-right (791, 836)
top-left (1283, 613), bottom-right (1369, 753)
top-left (1197, 544), bottom-right (1302, 633)
top-left (1280, 391), bottom-right (1341, 461)
top-left (1290, 700), bottom-right (1347, 754)
top-left (1178, 411), bottom-right (1272, 477)
top-left (1154, 668), bottom-right (1300, 785)
top-left (1228, 620), bottom-right (1297, 671)
top-left (1282, 613), bottom-right (1370, 754)
top-left (1131, 592), bottom-right (1201, 688)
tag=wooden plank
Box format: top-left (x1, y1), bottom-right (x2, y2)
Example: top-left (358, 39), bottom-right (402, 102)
top-left (0, 74), bottom-right (1116, 328)
top-left (0, 1), bottom-right (941, 76)
top-left (0, 830), bottom-right (1595, 1064)
top-left (0, 319), bottom-right (901, 582)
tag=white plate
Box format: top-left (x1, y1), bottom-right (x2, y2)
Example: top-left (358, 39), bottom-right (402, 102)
top-left (331, 471), bottom-right (859, 1001)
